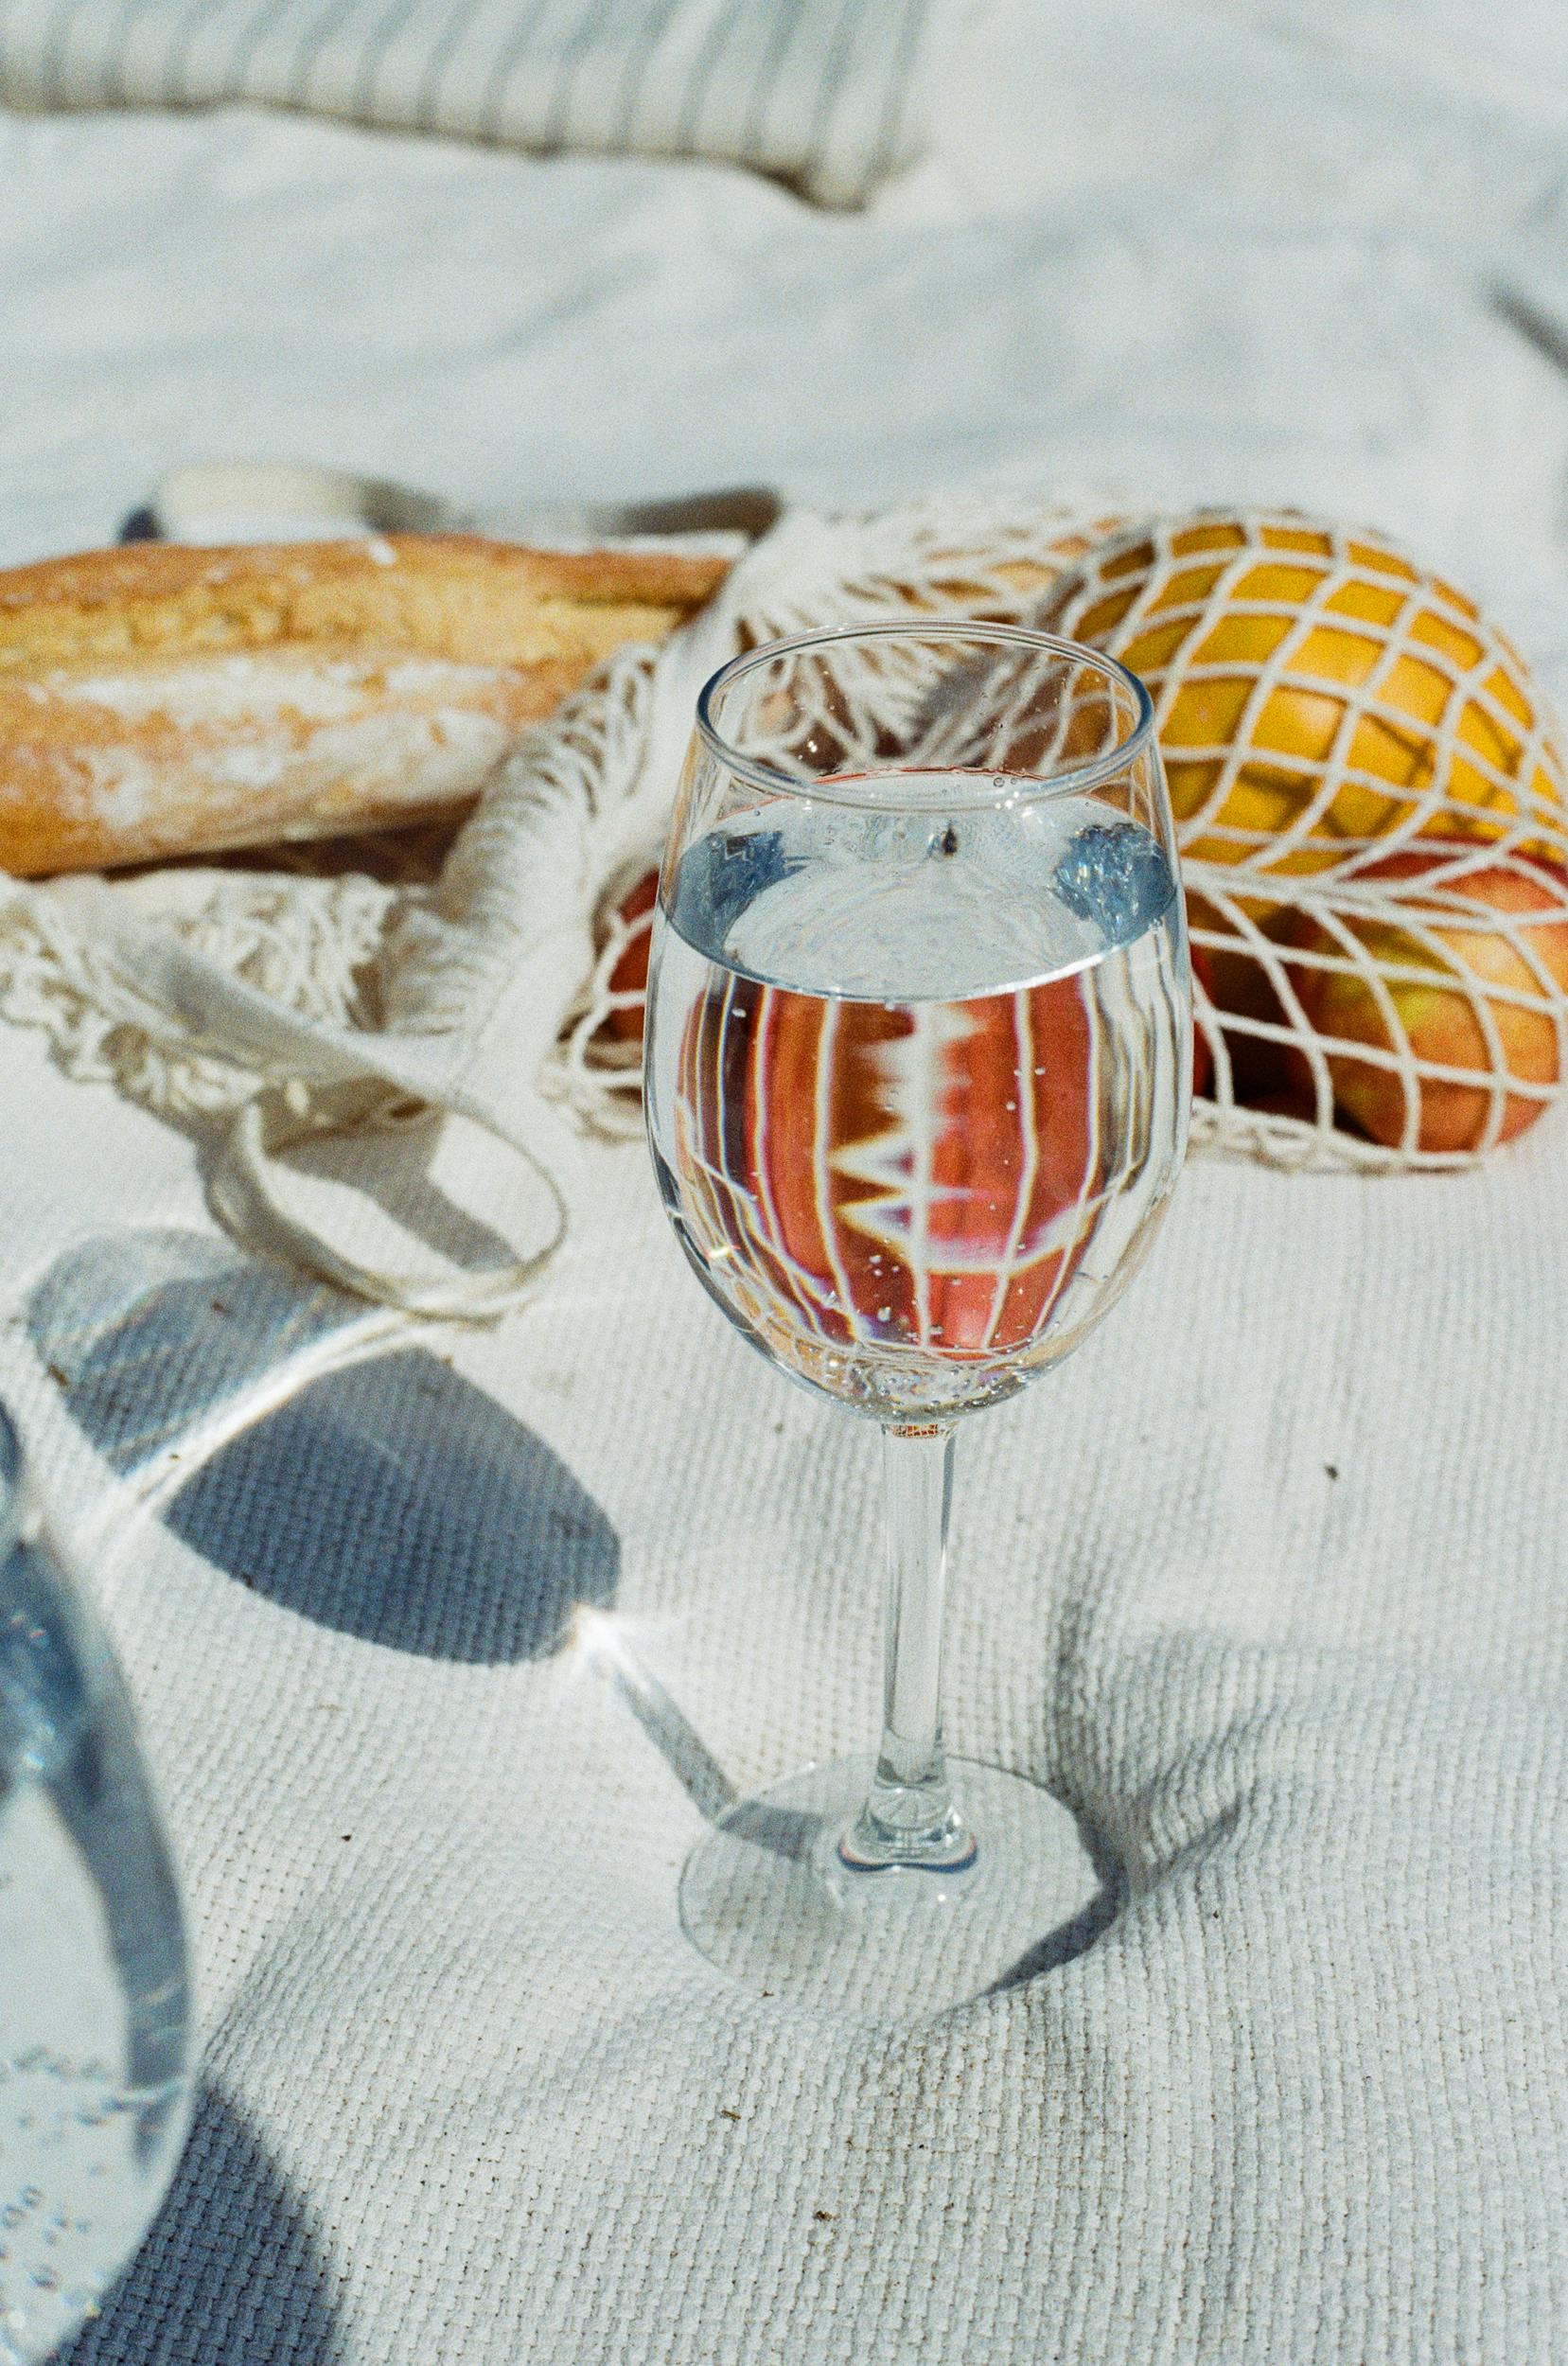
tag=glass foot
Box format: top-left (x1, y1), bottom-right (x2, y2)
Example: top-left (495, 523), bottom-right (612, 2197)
top-left (678, 1756), bottom-right (1113, 2026)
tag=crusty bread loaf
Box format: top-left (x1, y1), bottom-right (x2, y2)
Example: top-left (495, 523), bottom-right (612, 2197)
top-left (0, 535), bottom-right (729, 875)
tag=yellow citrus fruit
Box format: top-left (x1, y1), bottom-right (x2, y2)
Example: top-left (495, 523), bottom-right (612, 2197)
top-left (1035, 510), bottom-right (1565, 874)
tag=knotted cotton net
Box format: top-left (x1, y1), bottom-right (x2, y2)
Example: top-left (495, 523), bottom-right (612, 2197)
top-left (0, 498), bottom-right (1560, 1313)
top-left (1035, 511), bottom-right (1568, 1167)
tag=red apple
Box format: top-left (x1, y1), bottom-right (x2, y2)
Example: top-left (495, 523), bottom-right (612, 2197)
top-left (1287, 847), bottom-right (1568, 1152)
top-left (605, 868), bottom-right (659, 1043)
top-left (1189, 938), bottom-right (1216, 1100)
top-left (1186, 913), bottom-right (1316, 1116)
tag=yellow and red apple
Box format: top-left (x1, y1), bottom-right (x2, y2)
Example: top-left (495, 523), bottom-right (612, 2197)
top-left (1285, 847), bottom-right (1568, 1152)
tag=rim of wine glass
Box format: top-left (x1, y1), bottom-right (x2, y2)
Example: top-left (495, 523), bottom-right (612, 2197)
top-left (695, 619), bottom-right (1157, 809)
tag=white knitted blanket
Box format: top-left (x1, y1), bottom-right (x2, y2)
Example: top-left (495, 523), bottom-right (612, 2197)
top-left (0, 1013), bottom-right (1563, 2365)
top-left (7, 18), bottom-right (1568, 2349)
top-left (1, 517), bottom-right (1562, 2366)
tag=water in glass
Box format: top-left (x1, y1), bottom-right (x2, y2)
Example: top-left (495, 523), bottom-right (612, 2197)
top-left (647, 778), bottom-right (1188, 1423)
top-left (0, 1447), bottom-right (191, 2363)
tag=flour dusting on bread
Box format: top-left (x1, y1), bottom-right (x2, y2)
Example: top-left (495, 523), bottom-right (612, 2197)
top-left (0, 534), bottom-right (728, 874)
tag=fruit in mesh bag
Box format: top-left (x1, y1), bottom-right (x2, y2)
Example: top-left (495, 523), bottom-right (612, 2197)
top-left (604, 868), bottom-right (658, 1042)
top-left (1034, 509), bottom-right (1564, 872)
top-left (1284, 848), bottom-right (1568, 1154)
top-left (1039, 505), bottom-right (1568, 1151)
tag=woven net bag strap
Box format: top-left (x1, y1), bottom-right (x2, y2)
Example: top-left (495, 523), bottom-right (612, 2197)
top-left (209, 1082), bottom-right (569, 1322)
top-left (11, 877), bottom-right (570, 1319)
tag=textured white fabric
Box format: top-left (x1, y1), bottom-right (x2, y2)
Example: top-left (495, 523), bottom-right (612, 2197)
top-left (4, 4), bottom-right (1568, 2357)
top-left (0, 1022), bottom-right (1565, 2364)
top-left (0, 0), bottom-right (951, 206)
top-left (5, 75), bottom-right (1568, 600)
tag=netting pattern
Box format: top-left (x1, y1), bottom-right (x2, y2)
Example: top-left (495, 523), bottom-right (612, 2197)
top-left (0, 871), bottom-right (392, 1120)
top-left (1033, 510), bottom-right (1568, 1168)
top-left (0, 498), bottom-right (1560, 1195)
top-left (552, 498), bottom-right (1129, 1137)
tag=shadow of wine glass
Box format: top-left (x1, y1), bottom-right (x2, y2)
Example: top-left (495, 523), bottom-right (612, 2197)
top-left (29, 1230), bottom-right (618, 1664)
top-left (62, 2082), bottom-right (338, 2366)
top-left (575, 1609), bottom-right (823, 1863)
top-left (981, 1824), bottom-right (1124, 1993)
top-left (577, 1611), bottom-right (1121, 1978)
top-left (29, 1229), bottom-right (410, 1489)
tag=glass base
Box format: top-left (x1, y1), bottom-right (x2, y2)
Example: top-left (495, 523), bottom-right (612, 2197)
top-left (678, 1756), bottom-right (1114, 2027)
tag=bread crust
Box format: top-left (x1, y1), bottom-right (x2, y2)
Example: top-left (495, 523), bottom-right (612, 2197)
top-left (0, 535), bottom-right (729, 874)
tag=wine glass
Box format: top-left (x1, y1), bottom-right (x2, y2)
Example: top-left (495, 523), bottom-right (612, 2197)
top-left (643, 622), bottom-right (1190, 2022)
top-left (0, 1404), bottom-right (192, 2358)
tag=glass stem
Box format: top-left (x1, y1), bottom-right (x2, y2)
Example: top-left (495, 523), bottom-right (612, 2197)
top-left (839, 1423), bottom-right (978, 1874)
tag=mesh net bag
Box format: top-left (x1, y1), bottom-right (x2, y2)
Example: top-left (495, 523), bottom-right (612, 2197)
top-left (1031, 509), bottom-right (1568, 1168)
top-left (572, 505), bottom-right (1568, 1170)
top-left (1, 496), bottom-right (1563, 1318)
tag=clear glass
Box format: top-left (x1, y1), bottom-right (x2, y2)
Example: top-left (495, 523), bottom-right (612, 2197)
top-left (643, 622), bottom-right (1191, 2022)
top-left (0, 1407), bottom-right (193, 2360)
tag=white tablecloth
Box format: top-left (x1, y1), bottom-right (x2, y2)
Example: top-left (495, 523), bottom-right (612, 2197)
top-left (5, 5), bottom-right (1568, 2356)
top-left (1, 1008), bottom-right (1563, 2364)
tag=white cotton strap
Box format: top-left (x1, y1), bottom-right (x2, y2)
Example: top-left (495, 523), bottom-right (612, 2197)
top-left (9, 879), bottom-right (573, 1317)
top-left (211, 1082), bottom-right (568, 1322)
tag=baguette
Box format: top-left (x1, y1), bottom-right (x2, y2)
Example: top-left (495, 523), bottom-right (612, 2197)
top-left (0, 535), bottom-right (730, 875)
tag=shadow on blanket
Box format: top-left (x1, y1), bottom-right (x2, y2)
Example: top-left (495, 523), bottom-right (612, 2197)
top-left (30, 1229), bottom-right (618, 1663)
top-left (62, 2081), bottom-right (337, 2366)
top-left (577, 1608), bottom-right (1123, 1995)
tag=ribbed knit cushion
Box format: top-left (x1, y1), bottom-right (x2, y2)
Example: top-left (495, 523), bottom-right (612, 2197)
top-left (0, 0), bottom-right (954, 205)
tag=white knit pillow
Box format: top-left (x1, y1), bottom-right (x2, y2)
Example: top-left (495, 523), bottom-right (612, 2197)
top-left (0, 0), bottom-right (955, 206)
